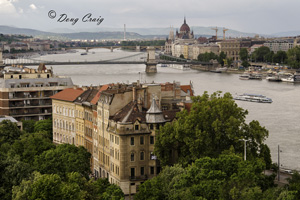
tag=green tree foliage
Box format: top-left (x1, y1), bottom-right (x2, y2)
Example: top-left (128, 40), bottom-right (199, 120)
top-left (242, 60), bottom-right (250, 68)
top-left (34, 119), bottom-right (53, 140)
top-left (239, 48), bottom-right (249, 61)
top-left (0, 120), bottom-right (22, 146)
top-left (273, 51), bottom-right (288, 64)
top-left (135, 154), bottom-right (274, 200)
top-left (286, 172), bottom-right (300, 199)
top-left (197, 52), bottom-right (218, 62)
top-left (252, 46), bottom-right (271, 62)
top-left (11, 132), bottom-right (55, 165)
top-left (179, 54), bottom-right (184, 58)
top-left (12, 172), bottom-right (124, 200)
top-left (120, 40), bottom-right (165, 47)
top-left (155, 91), bottom-right (270, 167)
top-left (287, 46), bottom-right (300, 69)
top-left (21, 120), bottom-right (36, 133)
top-left (34, 144), bottom-right (91, 178)
top-left (218, 51), bottom-right (227, 66)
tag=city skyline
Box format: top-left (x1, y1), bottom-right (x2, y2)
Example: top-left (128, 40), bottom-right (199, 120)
top-left (0, 0), bottom-right (299, 35)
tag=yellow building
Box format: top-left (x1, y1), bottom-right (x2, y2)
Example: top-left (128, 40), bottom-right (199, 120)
top-left (51, 88), bottom-right (84, 145)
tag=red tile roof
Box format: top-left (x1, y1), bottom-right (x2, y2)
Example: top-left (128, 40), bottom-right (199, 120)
top-left (90, 85), bottom-right (109, 105)
top-left (50, 88), bottom-right (84, 102)
top-left (180, 85), bottom-right (194, 96)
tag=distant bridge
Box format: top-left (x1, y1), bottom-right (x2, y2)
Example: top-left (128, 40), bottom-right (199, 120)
top-left (3, 52), bottom-right (211, 66)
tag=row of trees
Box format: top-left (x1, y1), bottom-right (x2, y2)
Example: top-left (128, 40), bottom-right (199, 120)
top-left (134, 92), bottom-right (300, 199)
top-left (0, 119), bottom-right (124, 200)
top-left (197, 52), bottom-right (233, 66)
top-left (241, 46), bottom-right (300, 69)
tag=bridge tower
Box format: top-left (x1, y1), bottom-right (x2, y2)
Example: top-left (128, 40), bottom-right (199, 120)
top-left (146, 47), bottom-right (157, 73)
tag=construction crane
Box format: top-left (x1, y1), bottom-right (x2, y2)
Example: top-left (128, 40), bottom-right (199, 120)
top-left (223, 27), bottom-right (229, 40)
top-left (211, 26), bottom-right (218, 40)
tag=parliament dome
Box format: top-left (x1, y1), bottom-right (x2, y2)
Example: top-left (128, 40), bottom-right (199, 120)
top-left (180, 17), bottom-right (190, 32)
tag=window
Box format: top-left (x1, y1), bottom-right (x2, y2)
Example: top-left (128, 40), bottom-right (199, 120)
top-left (141, 167), bottom-right (144, 176)
top-left (131, 168), bottom-right (135, 178)
top-left (150, 124), bottom-right (154, 130)
top-left (150, 136), bottom-right (154, 144)
top-left (140, 151), bottom-right (144, 161)
top-left (135, 124), bottom-right (139, 131)
top-left (140, 136), bottom-right (144, 145)
top-left (131, 152), bottom-right (134, 161)
top-left (130, 137), bottom-right (134, 145)
top-left (150, 167), bottom-right (154, 175)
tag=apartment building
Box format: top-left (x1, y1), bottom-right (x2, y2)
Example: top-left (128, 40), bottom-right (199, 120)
top-left (0, 64), bottom-right (73, 121)
top-left (51, 81), bottom-right (194, 197)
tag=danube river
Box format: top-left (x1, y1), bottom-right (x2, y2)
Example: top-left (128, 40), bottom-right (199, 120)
top-left (28, 48), bottom-right (300, 171)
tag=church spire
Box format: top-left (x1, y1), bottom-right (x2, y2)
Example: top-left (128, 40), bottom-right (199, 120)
top-left (184, 16), bottom-right (186, 24)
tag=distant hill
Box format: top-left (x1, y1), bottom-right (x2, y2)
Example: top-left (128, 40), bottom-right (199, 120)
top-left (0, 25), bottom-right (279, 40)
top-left (272, 30), bottom-right (300, 37)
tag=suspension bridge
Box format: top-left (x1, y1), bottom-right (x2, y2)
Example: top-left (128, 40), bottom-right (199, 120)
top-left (1, 48), bottom-right (212, 73)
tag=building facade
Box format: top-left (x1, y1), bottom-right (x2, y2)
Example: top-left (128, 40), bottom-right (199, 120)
top-left (0, 64), bottom-right (73, 121)
top-left (51, 81), bottom-right (194, 198)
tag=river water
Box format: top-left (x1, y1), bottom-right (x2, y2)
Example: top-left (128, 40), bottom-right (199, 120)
top-left (25, 48), bottom-right (300, 171)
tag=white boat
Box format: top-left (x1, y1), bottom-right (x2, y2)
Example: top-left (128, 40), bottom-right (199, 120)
top-left (239, 74), bottom-right (250, 80)
top-left (169, 64), bottom-right (190, 70)
top-left (234, 93), bottom-right (272, 103)
top-left (281, 73), bottom-right (300, 83)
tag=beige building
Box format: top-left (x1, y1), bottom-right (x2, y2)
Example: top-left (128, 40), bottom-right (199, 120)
top-left (51, 81), bottom-right (194, 198)
top-left (192, 44), bottom-right (220, 60)
top-left (51, 88), bottom-right (83, 145)
top-left (219, 40), bottom-right (241, 61)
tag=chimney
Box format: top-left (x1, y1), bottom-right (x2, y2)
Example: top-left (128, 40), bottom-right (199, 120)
top-left (133, 87), bottom-right (136, 101)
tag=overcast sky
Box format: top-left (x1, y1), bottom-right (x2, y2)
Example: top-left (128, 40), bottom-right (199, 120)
top-left (0, 0), bottom-right (299, 34)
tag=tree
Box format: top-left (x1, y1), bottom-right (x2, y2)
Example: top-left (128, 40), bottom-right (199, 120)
top-left (242, 60), bottom-right (250, 68)
top-left (273, 51), bottom-right (287, 64)
top-left (252, 46), bottom-right (271, 62)
top-left (135, 154), bottom-right (273, 200)
top-left (11, 132), bottom-right (55, 165)
top-left (13, 172), bottom-right (124, 200)
top-left (34, 144), bottom-right (91, 178)
top-left (21, 120), bottom-right (36, 133)
top-left (0, 120), bottom-right (22, 146)
top-left (286, 172), bottom-right (300, 199)
top-left (239, 48), bottom-right (249, 61)
top-left (0, 155), bottom-right (32, 200)
top-left (34, 119), bottom-right (53, 140)
top-left (155, 91), bottom-right (270, 167)
top-left (179, 54), bottom-right (184, 59)
top-left (287, 47), bottom-right (300, 69)
top-left (218, 51), bottom-right (227, 66)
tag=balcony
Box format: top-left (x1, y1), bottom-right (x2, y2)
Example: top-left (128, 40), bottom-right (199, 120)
top-left (129, 175), bottom-right (148, 181)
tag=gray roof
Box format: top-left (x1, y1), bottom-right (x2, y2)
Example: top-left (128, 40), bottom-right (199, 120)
top-left (0, 116), bottom-right (18, 123)
top-left (146, 98), bottom-right (166, 123)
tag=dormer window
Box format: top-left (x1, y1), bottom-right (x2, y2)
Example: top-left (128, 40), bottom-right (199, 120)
top-left (135, 124), bottom-right (139, 131)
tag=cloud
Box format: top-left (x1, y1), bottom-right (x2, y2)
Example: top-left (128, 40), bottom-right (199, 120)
top-left (29, 4), bottom-right (37, 10)
top-left (0, 0), bottom-right (17, 14)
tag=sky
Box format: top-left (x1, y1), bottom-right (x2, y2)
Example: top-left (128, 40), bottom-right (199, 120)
top-left (0, 0), bottom-right (299, 34)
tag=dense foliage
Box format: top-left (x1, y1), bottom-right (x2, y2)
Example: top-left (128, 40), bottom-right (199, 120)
top-left (155, 92), bottom-right (270, 167)
top-left (0, 119), bottom-right (123, 200)
top-left (135, 153), bottom-right (277, 200)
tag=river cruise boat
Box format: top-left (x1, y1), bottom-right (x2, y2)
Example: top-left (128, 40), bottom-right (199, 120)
top-left (281, 73), bottom-right (300, 83)
top-left (239, 73), bottom-right (262, 80)
top-left (234, 93), bottom-right (272, 103)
